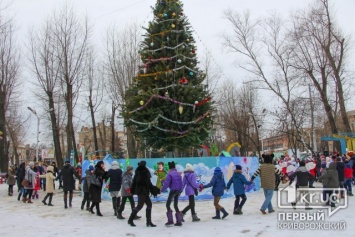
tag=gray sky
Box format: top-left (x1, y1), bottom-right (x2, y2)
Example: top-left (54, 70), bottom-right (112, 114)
top-left (9, 0), bottom-right (355, 144)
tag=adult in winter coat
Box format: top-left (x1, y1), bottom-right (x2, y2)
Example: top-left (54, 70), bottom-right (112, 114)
top-left (39, 165), bottom-right (56, 206)
top-left (318, 162), bottom-right (339, 207)
top-left (288, 161), bottom-right (317, 210)
top-left (57, 160), bottom-right (80, 209)
top-left (226, 165), bottom-right (252, 215)
top-left (161, 161), bottom-right (183, 226)
top-left (117, 166), bottom-right (141, 220)
top-left (7, 165), bottom-right (16, 196)
top-left (108, 161), bottom-right (123, 216)
top-left (81, 166), bottom-right (94, 211)
top-left (251, 154), bottom-right (283, 214)
top-left (181, 163), bottom-right (200, 222)
top-left (16, 162), bottom-right (26, 201)
top-left (202, 167), bottom-right (229, 219)
top-left (128, 161), bottom-right (159, 227)
top-left (344, 160), bottom-right (353, 196)
top-left (336, 157), bottom-right (345, 198)
top-left (89, 161), bottom-right (109, 216)
top-left (22, 162), bottom-right (38, 203)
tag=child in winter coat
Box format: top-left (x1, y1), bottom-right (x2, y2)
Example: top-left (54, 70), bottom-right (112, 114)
top-left (344, 160), bottom-right (353, 196)
top-left (81, 165), bottom-right (94, 210)
top-left (288, 161), bottom-right (317, 210)
top-left (181, 163), bottom-right (200, 222)
top-left (161, 161), bottom-right (183, 226)
top-left (32, 172), bottom-right (41, 199)
top-left (202, 167), bottom-right (229, 219)
top-left (7, 166), bottom-right (16, 196)
top-left (117, 166), bottom-right (141, 220)
top-left (39, 166), bottom-right (56, 206)
top-left (226, 165), bottom-right (252, 215)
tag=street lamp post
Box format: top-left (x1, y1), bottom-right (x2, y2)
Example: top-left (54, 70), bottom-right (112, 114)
top-left (28, 107), bottom-right (40, 162)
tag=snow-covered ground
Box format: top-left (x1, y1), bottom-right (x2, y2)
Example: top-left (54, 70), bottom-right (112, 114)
top-left (0, 181), bottom-right (352, 237)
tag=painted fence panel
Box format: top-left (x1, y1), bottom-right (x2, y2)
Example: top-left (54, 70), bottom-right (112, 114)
top-left (82, 156), bottom-right (260, 201)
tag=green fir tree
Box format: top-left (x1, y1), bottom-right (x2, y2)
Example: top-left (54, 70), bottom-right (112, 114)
top-left (123, 0), bottom-right (213, 154)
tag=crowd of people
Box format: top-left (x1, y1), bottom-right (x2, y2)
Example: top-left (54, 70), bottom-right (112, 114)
top-left (4, 150), bottom-right (355, 227)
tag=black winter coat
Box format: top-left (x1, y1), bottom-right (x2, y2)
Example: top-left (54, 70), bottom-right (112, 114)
top-left (131, 165), bottom-right (153, 196)
top-left (90, 167), bottom-right (109, 203)
top-left (16, 162), bottom-right (25, 188)
top-left (108, 168), bottom-right (122, 192)
top-left (58, 164), bottom-right (80, 192)
top-left (336, 161), bottom-right (345, 182)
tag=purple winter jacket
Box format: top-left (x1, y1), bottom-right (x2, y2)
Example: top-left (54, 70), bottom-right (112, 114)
top-left (161, 168), bottom-right (183, 192)
top-left (182, 171), bottom-right (199, 196)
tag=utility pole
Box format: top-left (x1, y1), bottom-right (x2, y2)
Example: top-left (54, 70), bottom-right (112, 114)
top-left (28, 107), bottom-right (40, 162)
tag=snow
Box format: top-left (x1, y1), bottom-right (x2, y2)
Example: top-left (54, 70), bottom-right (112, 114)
top-left (0, 182), bottom-right (353, 237)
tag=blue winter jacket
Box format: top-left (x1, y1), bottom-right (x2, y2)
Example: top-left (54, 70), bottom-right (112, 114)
top-left (226, 171), bottom-right (252, 195)
top-left (161, 168), bottom-right (183, 192)
top-left (203, 172), bottom-right (226, 196)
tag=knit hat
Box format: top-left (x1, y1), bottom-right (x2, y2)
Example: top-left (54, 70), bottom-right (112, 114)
top-left (235, 165), bottom-right (242, 171)
top-left (126, 165), bottom-right (133, 171)
top-left (111, 161), bottom-right (119, 169)
top-left (185, 163), bottom-right (194, 171)
top-left (214, 167), bottom-right (222, 175)
top-left (29, 161), bottom-right (34, 167)
top-left (168, 161), bottom-right (176, 169)
top-left (65, 160), bottom-right (70, 164)
top-left (47, 165), bottom-right (54, 173)
top-left (88, 165), bottom-right (94, 171)
top-left (138, 160), bottom-right (146, 167)
top-left (299, 161), bottom-right (306, 167)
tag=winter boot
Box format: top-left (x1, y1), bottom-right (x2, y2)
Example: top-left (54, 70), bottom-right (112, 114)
top-left (174, 212), bottom-right (183, 226)
top-left (27, 199), bottom-right (33, 204)
top-left (212, 209), bottom-right (221, 219)
top-left (96, 203), bottom-right (103, 216)
top-left (165, 210), bottom-right (174, 226)
top-left (221, 208), bottom-right (229, 219)
top-left (128, 209), bottom-right (138, 227)
top-left (117, 211), bottom-right (125, 219)
top-left (112, 197), bottom-right (118, 216)
top-left (48, 194), bottom-right (53, 206)
top-left (116, 197), bottom-right (121, 217)
top-left (69, 193), bottom-right (73, 207)
top-left (192, 214), bottom-right (200, 222)
top-left (22, 197), bottom-right (28, 203)
top-left (81, 201), bottom-right (85, 210)
top-left (89, 202), bottom-right (95, 214)
top-left (234, 207), bottom-right (243, 215)
top-left (36, 193), bottom-right (39, 199)
top-left (64, 194), bottom-right (68, 209)
top-left (146, 208), bottom-right (156, 227)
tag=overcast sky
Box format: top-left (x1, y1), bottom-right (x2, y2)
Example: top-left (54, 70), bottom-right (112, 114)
top-left (9, 0), bottom-right (355, 144)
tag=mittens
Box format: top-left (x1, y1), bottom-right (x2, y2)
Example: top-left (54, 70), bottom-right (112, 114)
top-left (126, 188), bottom-right (131, 194)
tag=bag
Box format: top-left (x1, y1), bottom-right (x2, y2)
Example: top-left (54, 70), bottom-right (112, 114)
top-left (90, 174), bottom-right (101, 187)
top-left (186, 175), bottom-right (198, 196)
top-left (194, 188), bottom-right (198, 196)
top-left (21, 178), bottom-right (29, 187)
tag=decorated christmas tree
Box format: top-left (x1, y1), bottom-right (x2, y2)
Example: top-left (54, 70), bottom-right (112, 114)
top-left (123, 0), bottom-right (213, 154)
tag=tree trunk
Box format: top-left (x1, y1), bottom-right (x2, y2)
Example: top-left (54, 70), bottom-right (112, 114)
top-left (48, 92), bottom-right (63, 168)
top-left (65, 84), bottom-right (74, 163)
top-left (111, 104), bottom-right (116, 152)
top-left (89, 96), bottom-right (99, 153)
top-left (127, 128), bottom-right (138, 158)
top-left (0, 93), bottom-right (8, 172)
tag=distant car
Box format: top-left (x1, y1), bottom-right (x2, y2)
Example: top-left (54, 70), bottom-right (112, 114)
top-left (0, 172), bottom-right (7, 183)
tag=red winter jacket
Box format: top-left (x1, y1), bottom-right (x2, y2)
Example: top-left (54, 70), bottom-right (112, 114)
top-left (344, 167), bottom-right (353, 179)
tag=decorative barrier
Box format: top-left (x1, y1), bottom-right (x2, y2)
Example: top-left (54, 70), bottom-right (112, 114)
top-left (82, 156), bottom-right (260, 201)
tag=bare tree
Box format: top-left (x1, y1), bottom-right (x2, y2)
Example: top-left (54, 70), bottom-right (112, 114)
top-left (84, 47), bottom-right (103, 154)
top-left (290, 0), bottom-right (352, 133)
top-left (6, 104), bottom-right (29, 164)
top-left (28, 18), bottom-right (65, 167)
top-left (0, 13), bottom-right (20, 171)
top-left (104, 23), bottom-right (140, 158)
top-left (222, 10), bottom-right (318, 156)
top-left (52, 5), bottom-right (90, 164)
